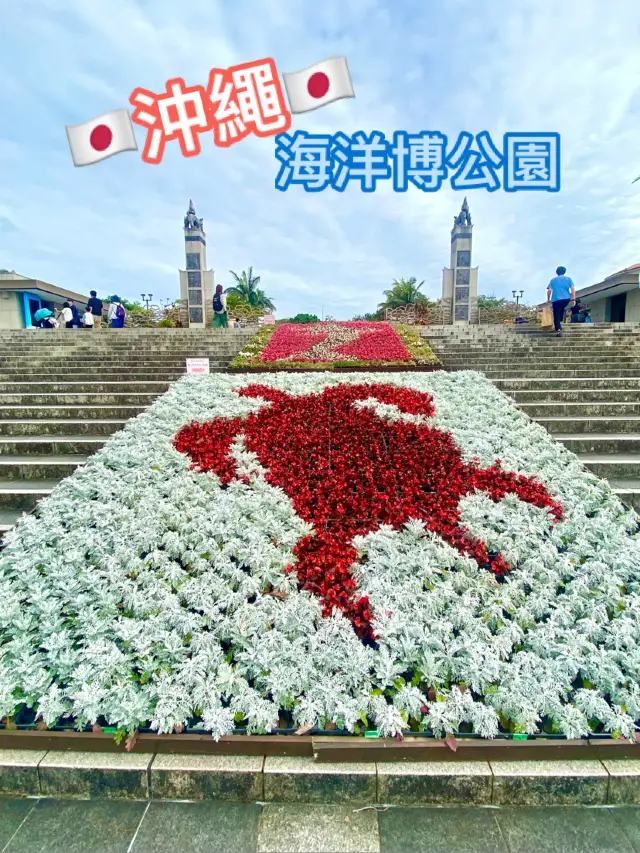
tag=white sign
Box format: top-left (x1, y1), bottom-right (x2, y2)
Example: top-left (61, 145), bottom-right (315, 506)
top-left (186, 358), bottom-right (210, 374)
top-left (262, 314), bottom-right (276, 325)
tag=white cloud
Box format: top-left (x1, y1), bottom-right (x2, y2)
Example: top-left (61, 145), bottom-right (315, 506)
top-left (0, 0), bottom-right (639, 317)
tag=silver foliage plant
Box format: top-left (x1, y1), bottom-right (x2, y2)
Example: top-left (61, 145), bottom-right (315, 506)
top-left (0, 371), bottom-right (639, 741)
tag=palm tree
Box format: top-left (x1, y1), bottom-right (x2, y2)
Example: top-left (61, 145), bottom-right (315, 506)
top-left (251, 287), bottom-right (276, 311)
top-left (225, 267), bottom-right (261, 305)
top-left (380, 277), bottom-right (429, 310)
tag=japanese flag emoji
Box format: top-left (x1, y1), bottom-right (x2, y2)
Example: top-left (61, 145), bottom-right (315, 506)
top-left (65, 109), bottom-right (138, 167)
top-left (282, 56), bottom-right (355, 114)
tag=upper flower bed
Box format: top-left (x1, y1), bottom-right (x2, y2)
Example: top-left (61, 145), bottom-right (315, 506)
top-left (229, 321), bottom-right (440, 369)
top-left (0, 372), bottom-right (638, 744)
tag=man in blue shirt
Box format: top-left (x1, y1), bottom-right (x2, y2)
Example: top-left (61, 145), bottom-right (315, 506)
top-left (547, 266), bottom-right (576, 336)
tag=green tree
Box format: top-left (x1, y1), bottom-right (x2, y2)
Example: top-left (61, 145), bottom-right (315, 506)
top-left (251, 287), bottom-right (276, 311)
top-left (380, 277), bottom-right (431, 309)
top-left (226, 267), bottom-right (259, 303)
top-left (352, 311), bottom-right (384, 321)
top-left (282, 313), bottom-right (320, 323)
top-left (224, 267), bottom-right (276, 311)
top-left (477, 294), bottom-right (509, 309)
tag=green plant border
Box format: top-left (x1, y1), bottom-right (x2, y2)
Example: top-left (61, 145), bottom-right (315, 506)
top-left (394, 325), bottom-right (441, 365)
top-left (228, 326), bottom-right (277, 367)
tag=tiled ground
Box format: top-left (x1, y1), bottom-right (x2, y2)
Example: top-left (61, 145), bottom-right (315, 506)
top-left (0, 798), bottom-right (639, 852)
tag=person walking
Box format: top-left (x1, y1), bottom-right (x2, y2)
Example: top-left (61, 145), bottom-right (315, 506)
top-left (59, 302), bottom-right (74, 329)
top-left (108, 297), bottom-right (126, 328)
top-left (70, 302), bottom-right (80, 328)
top-left (212, 285), bottom-right (228, 328)
top-left (87, 290), bottom-right (103, 328)
top-left (546, 266), bottom-right (576, 337)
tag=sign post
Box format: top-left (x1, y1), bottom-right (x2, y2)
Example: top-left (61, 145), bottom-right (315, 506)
top-left (186, 358), bottom-right (210, 374)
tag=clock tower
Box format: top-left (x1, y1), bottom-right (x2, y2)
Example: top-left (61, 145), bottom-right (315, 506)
top-left (441, 198), bottom-right (479, 324)
top-left (178, 200), bottom-right (215, 328)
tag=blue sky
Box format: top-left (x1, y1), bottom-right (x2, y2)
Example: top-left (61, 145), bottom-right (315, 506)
top-left (1, 0), bottom-right (640, 319)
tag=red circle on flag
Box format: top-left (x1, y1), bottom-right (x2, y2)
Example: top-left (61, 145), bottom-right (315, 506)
top-left (90, 125), bottom-right (113, 152)
top-left (307, 72), bottom-right (330, 99)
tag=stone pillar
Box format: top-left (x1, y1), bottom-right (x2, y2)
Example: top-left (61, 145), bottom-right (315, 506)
top-left (441, 198), bottom-right (478, 325)
top-left (179, 200), bottom-right (215, 328)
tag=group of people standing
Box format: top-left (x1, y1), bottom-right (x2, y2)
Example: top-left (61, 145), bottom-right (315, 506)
top-left (33, 291), bottom-right (127, 330)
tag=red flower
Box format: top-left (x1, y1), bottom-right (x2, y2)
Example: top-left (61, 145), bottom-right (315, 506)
top-left (259, 322), bottom-right (412, 363)
top-left (174, 384), bottom-right (563, 642)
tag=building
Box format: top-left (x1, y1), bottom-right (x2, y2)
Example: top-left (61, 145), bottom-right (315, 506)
top-left (575, 264), bottom-right (640, 323)
top-left (178, 200), bottom-right (214, 328)
top-left (0, 271), bottom-right (89, 329)
top-left (441, 198), bottom-right (479, 324)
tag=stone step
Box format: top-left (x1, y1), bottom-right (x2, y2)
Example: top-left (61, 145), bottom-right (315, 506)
top-left (578, 454), bottom-right (640, 479)
top-left (0, 381), bottom-right (172, 394)
top-left (0, 455), bottom-right (88, 480)
top-left (0, 420), bottom-right (127, 436)
top-left (433, 345), bottom-right (640, 353)
top-left (535, 416), bottom-right (640, 435)
top-left (0, 507), bottom-right (25, 533)
top-left (479, 369), bottom-right (640, 378)
top-left (521, 402), bottom-right (640, 417)
top-left (442, 356), bottom-right (640, 365)
top-left (0, 436), bottom-right (106, 456)
top-left (553, 434), bottom-right (640, 454)
top-left (509, 389), bottom-right (640, 403)
top-left (609, 479), bottom-right (640, 512)
top-left (8, 359), bottom-right (234, 368)
top-left (493, 378), bottom-right (640, 390)
top-left (0, 372), bottom-right (187, 381)
top-left (0, 393), bottom-right (162, 405)
top-left (0, 405), bottom-right (147, 420)
top-left (0, 480), bottom-right (59, 510)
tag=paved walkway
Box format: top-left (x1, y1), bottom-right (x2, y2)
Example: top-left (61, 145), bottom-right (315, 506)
top-left (0, 798), bottom-right (639, 852)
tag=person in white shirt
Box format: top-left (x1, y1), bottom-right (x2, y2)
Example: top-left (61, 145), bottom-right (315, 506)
top-left (83, 309), bottom-right (94, 328)
top-left (107, 297), bottom-right (126, 328)
top-left (58, 302), bottom-right (73, 328)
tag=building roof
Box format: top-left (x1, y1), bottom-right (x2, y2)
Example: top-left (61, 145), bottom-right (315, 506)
top-left (604, 263), bottom-right (640, 280)
top-left (0, 273), bottom-right (88, 304)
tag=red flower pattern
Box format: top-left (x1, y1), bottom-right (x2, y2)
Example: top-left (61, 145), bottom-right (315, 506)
top-left (259, 322), bottom-right (412, 363)
top-left (174, 384), bottom-right (563, 642)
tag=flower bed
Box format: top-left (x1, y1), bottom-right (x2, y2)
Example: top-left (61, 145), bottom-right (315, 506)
top-left (229, 321), bottom-right (441, 370)
top-left (0, 372), bottom-right (639, 744)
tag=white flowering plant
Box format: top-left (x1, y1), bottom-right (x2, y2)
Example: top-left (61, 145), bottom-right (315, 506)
top-left (0, 371), bottom-right (638, 745)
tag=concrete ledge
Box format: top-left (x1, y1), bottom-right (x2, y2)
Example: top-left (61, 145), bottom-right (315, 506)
top-left (1, 746), bottom-right (640, 805)
top-left (38, 750), bottom-right (152, 799)
top-left (490, 760), bottom-right (609, 805)
top-left (602, 759), bottom-right (640, 804)
top-left (0, 749), bottom-right (46, 796)
top-left (263, 757), bottom-right (376, 804)
top-left (150, 753), bottom-right (264, 802)
top-left (377, 760), bottom-right (492, 805)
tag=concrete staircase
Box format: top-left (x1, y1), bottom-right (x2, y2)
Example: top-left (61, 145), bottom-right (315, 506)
top-left (0, 328), bottom-right (254, 539)
top-left (421, 324), bottom-right (640, 511)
